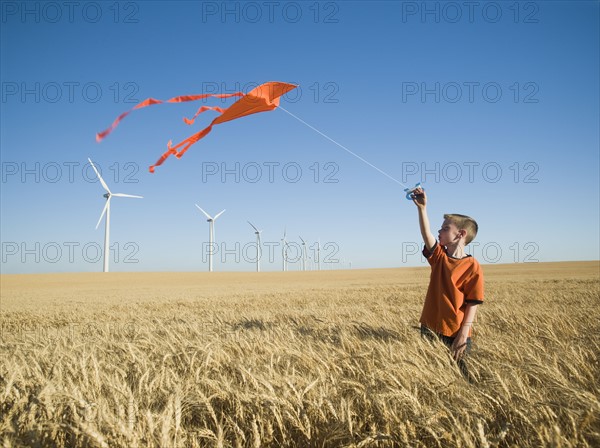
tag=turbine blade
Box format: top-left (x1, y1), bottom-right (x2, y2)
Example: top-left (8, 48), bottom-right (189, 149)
top-left (299, 236), bottom-right (305, 244)
top-left (95, 198), bottom-right (110, 230)
top-left (195, 204), bottom-right (212, 220)
top-left (88, 158), bottom-right (111, 194)
top-left (213, 209), bottom-right (226, 220)
top-left (112, 193), bottom-right (143, 199)
top-left (247, 221), bottom-right (259, 232)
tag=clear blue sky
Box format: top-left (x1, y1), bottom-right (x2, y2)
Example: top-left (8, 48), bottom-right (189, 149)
top-left (1, 1), bottom-right (598, 273)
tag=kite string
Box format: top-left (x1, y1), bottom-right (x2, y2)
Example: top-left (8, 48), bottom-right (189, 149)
top-left (277, 105), bottom-right (410, 189)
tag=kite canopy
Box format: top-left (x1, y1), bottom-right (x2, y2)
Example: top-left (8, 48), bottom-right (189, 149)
top-left (96, 81), bottom-right (298, 173)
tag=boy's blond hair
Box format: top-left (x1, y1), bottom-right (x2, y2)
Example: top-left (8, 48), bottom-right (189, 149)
top-left (444, 214), bottom-right (478, 245)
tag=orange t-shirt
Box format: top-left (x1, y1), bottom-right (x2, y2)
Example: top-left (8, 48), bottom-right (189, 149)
top-left (420, 243), bottom-right (484, 337)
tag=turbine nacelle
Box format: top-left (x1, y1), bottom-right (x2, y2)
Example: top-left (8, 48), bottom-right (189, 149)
top-left (248, 221), bottom-right (262, 235)
top-left (195, 204), bottom-right (225, 222)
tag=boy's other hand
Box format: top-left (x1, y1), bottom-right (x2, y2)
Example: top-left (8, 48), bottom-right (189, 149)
top-left (411, 187), bottom-right (427, 208)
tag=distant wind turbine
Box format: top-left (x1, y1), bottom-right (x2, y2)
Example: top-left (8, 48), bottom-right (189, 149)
top-left (317, 239), bottom-right (321, 271)
top-left (299, 236), bottom-right (307, 271)
top-left (247, 221), bottom-right (263, 272)
top-left (88, 158), bottom-right (142, 273)
top-left (195, 204), bottom-right (225, 272)
top-left (281, 228), bottom-right (288, 272)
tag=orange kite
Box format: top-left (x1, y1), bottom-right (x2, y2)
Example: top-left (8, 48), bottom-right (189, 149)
top-left (96, 81), bottom-right (298, 173)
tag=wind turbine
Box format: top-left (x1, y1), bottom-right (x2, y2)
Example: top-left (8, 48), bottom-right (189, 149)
top-left (317, 239), bottom-right (321, 271)
top-left (299, 236), bottom-right (307, 271)
top-left (88, 158), bottom-right (143, 273)
top-left (195, 204), bottom-right (225, 272)
top-left (281, 228), bottom-right (288, 272)
top-left (247, 221), bottom-right (262, 272)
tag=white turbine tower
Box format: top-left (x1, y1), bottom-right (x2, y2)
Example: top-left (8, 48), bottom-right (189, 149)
top-left (195, 204), bottom-right (225, 272)
top-left (299, 236), bottom-right (307, 271)
top-left (88, 158), bottom-right (143, 273)
top-left (281, 228), bottom-right (288, 272)
top-left (317, 239), bottom-right (321, 271)
top-left (247, 221), bottom-right (262, 272)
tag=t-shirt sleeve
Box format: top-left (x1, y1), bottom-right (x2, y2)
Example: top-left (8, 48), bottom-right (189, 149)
top-left (422, 242), bottom-right (443, 265)
top-left (464, 263), bottom-right (484, 304)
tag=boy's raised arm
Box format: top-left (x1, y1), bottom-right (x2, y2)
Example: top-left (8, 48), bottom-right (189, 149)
top-left (411, 188), bottom-right (436, 251)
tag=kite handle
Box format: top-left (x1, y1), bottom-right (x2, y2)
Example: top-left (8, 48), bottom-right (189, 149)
top-left (404, 183), bottom-right (424, 200)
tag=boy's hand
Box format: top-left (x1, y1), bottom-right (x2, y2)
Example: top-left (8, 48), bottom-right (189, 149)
top-left (413, 187), bottom-right (435, 250)
top-left (411, 187), bottom-right (427, 208)
top-left (451, 328), bottom-right (469, 360)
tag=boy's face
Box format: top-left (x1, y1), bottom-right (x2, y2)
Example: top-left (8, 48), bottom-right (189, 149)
top-left (438, 219), bottom-right (462, 246)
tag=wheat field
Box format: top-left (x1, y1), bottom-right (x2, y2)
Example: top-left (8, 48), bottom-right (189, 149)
top-left (1, 261), bottom-right (599, 447)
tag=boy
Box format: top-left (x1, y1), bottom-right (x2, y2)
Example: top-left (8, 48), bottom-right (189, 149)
top-left (410, 187), bottom-right (484, 377)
